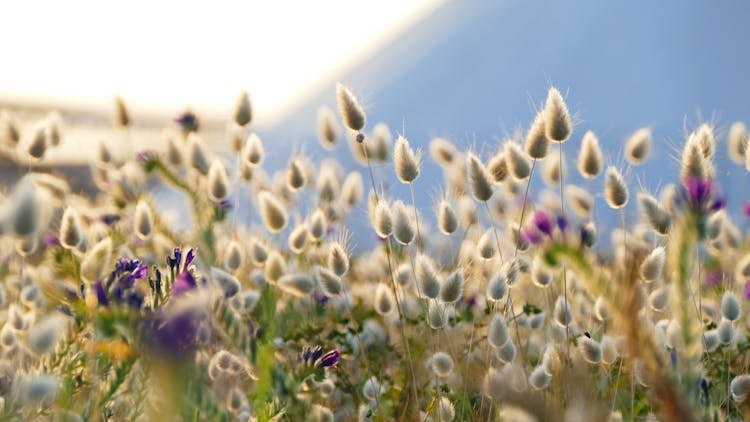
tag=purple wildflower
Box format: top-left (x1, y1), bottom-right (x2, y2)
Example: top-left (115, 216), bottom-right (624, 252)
top-left (135, 150), bottom-right (155, 163)
top-left (319, 349), bottom-right (340, 368)
top-left (683, 177), bottom-right (712, 206)
top-left (172, 270), bottom-right (198, 297)
top-left (43, 232), bottom-right (59, 246)
top-left (745, 280), bottom-right (750, 300)
top-left (94, 281), bottom-right (110, 306)
top-left (533, 210), bottom-right (554, 236)
top-left (175, 110), bottom-right (199, 134)
top-left (704, 271), bottom-right (723, 286)
top-left (521, 228), bottom-right (542, 245)
top-left (101, 214), bottom-right (121, 225)
top-left (743, 201), bottom-right (750, 218)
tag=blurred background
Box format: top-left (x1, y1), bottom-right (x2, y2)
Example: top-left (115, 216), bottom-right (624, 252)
top-left (2, 0), bottom-right (750, 247)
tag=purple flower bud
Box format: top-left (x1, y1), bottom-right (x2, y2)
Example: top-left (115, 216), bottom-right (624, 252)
top-left (101, 214), bottom-right (121, 225)
top-left (533, 210), bottom-right (554, 236)
top-left (705, 271), bottom-right (723, 286)
top-left (175, 111), bottom-right (199, 134)
top-left (745, 280), bottom-right (750, 301)
top-left (172, 270), bottom-right (198, 297)
top-left (318, 349), bottom-right (340, 367)
top-left (521, 228), bottom-right (542, 245)
top-left (95, 281), bottom-right (110, 306)
top-left (743, 201), bottom-right (750, 218)
top-left (43, 232), bottom-right (59, 246)
top-left (185, 248), bottom-right (197, 267)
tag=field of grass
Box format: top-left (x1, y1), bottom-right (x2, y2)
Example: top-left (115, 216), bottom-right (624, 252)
top-left (0, 85), bottom-right (749, 421)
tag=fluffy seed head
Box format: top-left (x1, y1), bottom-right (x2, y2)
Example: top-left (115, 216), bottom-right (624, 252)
top-left (286, 159), bottom-right (306, 191)
top-left (728, 122), bottom-right (748, 163)
top-left (134, 200), bottom-right (153, 240)
top-left (594, 296), bottom-right (610, 321)
top-left (314, 266), bottom-right (343, 297)
top-left (257, 191), bottom-right (288, 233)
top-left (525, 112), bottom-right (550, 159)
top-left (187, 134), bottom-right (210, 175)
top-left (477, 229), bottom-right (497, 260)
top-left (488, 313), bottom-right (510, 348)
top-left (233, 91), bottom-right (252, 126)
top-left (604, 166), bottom-right (628, 209)
top-left (59, 207), bottom-right (83, 250)
top-left (542, 153), bottom-right (565, 186)
top-left (317, 107), bottom-right (339, 149)
top-left (638, 192), bottom-right (671, 235)
top-left (27, 125), bottom-right (46, 159)
top-left (327, 241), bottom-right (350, 276)
top-left (624, 128), bottom-right (652, 164)
top-left (336, 83), bottom-right (366, 131)
top-left (164, 131), bottom-right (183, 165)
top-left (249, 238), bottom-right (269, 265)
top-left (564, 185), bottom-right (593, 217)
top-left (543, 87), bottom-right (572, 142)
top-left (505, 142), bottom-right (531, 180)
top-left (264, 250), bottom-right (286, 281)
top-left (577, 131), bottom-right (603, 178)
top-left (394, 136), bottom-right (420, 183)
top-left (370, 200), bottom-right (393, 238)
top-left (438, 397), bottom-right (455, 422)
top-left (437, 199), bottom-right (458, 235)
top-left (467, 153), bottom-right (494, 201)
top-left (496, 340), bottom-right (517, 363)
top-left (113, 96), bottom-right (130, 127)
top-left (392, 201), bottom-right (416, 245)
top-left (224, 240), bottom-right (244, 271)
top-left (721, 291), bottom-right (741, 321)
top-left (308, 209), bottom-right (327, 241)
top-left (429, 137), bottom-right (458, 166)
top-left (207, 161), bottom-right (231, 202)
top-left (736, 253), bottom-right (750, 282)
top-left (80, 237), bottom-right (112, 283)
top-left (487, 151), bottom-right (509, 184)
top-left (277, 274), bottom-right (314, 298)
top-left (415, 254), bottom-right (441, 299)
top-left (341, 172), bottom-right (363, 208)
top-left (578, 336), bottom-right (602, 364)
top-left (486, 270), bottom-right (508, 302)
top-left (374, 284), bottom-right (395, 315)
top-left (717, 317), bottom-right (734, 344)
top-left (649, 285), bottom-right (670, 312)
top-left (427, 301), bottom-right (448, 329)
top-left (553, 297), bottom-right (573, 327)
top-left (211, 267), bottom-right (240, 297)
top-left (28, 314), bottom-right (66, 355)
top-left (730, 375), bottom-right (750, 402)
top-left (362, 376), bottom-right (381, 401)
top-left (529, 366), bottom-right (552, 390)
top-left (640, 246), bottom-right (665, 282)
top-left (531, 257), bottom-right (553, 287)
top-left (431, 352), bottom-right (454, 377)
top-left (691, 123), bottom-right (715, 159)
top-left (288, 223), bottom-right (309, 254)
top-left (243, 133), bottom-right (265, 167)
top-left (681, 138), bottom-right (707, 180)
top-left (440, 269), bottom-right (464, 303)
top-left (0, 112), bottom-right (20, 146)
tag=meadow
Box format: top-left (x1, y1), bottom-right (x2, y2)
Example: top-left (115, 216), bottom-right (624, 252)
top-left (0, 84), bottom-right (749, 421)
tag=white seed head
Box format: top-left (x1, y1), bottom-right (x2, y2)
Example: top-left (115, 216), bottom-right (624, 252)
top-left (207, 160), bottom-right (231, 202)
top-left (187, 133), bottom-right (210, 175)
top-left (531, 257), bottom-right (553, 287)
top-left (415, 254), bottom-right (441, 299)
top-left (565, 185), bottom-right (594, 217)
top-left (495, 340), bottom-right (517, 363)
top-left (735, 253), bottom-right (750, 284)
top-left (392, 201), bottom-right (416, 245)
top-left (431, 351), bottom-right (454, 377)
top-left (638, 192), bottom-right (671, 235)
top-left (164, 131), bottom-right (183, 165)
top-left (243, 133), bottom-right (265, 167)
top-left (327, 241), bottom-right (350, 276)
top-left (505, 142), bottom-right (532, 180)
top-left (487, 151), bottom-right (509, 184)
top-left (721, 291), bottom-right (741, 321)
top-left (286, 159), bottom-right (307, 192)
top-left (80, 237), bottom-right (112, 283)
top-left (553, 297), bottom-right (573, 327)
top-left (690, 123), bottom-right (715, 159)
top-left (543, 87), bottom-right (572, 142)
top-left (730, 375), bottom-right (750, 403)
top-left (249, 237), bottom-right (269, 265)
top-left (3, 176), bottom-right (52, 237)
top-left (466, 153), bottom-right (494, 202)
top-left (429, 137), bottom-right (458, 166)
top-left (308, 209), bottom-right (327, 241)
top-left (703, 330), bottom-right (720, 353)
top-left (525, 112), bottom-right (550, 159)
top-left (317, 107), bottom-right (339, 149)
top-left (21, 375), bottom-right (60, 405)
top-left (529, 366), bottom-right (552, 390)
top-left (728, 122), bottom-right (748, 164)
top-left (277, 274), bottom-right (314, 298)
top-left (336, 83), bottom-right (366, 132)
top-left (541, 346), bottom-right (559, 375)
top-left (437, 397), bottom-right (455, 422)
top-left (477, 229), bottom-right (497, 260)
top-left (440, 269), bottom-right (464, 303)
top-left (488, 313), bottom-right (510, 348)
top-left (374, 284), bottom-right (395, 316)
top-left (362, 376), bottom-right (381, 402)
top-left (437, 199), bottom-right (458, 235)
top-left (427, 301), bottom-right (448, 329)
top-left (624, 128), bottom-right (652, 164)
top-left (316, 166), bottom-right (340, 203)
top-left (369, 123), bottom-right (392, 162)
top-left (0, 112), bottom-right (20, 146)
top-left (640, 246), bottom-right (665, 282)
top-left (257, 191), bottom-right (288, 233)
top-left (28, 314), bottom-right (66, 355)
top-left (594, 296), bottom-right (610, 322)
top-left (396, 263), bottom-right (412, 287)
top-left (649, 285), bottom-right (670, 312)
top-left (604, 166), bottom-right (629, 209)
top-left (97, 142), bottom-right (112, 167)
top-left (717, 317), bottom-right (734, 344)
top-left (370, 200), bottom-right (393, 238)
top-left (600, 335), bottom-right (618, 364)
top-left (578, 130), bottom-right (603, 178)
top-left (211, 267), bottom-right (240, 297)
top-left (394, 136), bottom-right (421, 183)
top-left (578, 336), bottom-right (602, 364)
top-left (288, 223), bottom-right (309, 254)
top-left (59, 207), bottom-right (83, 250)
top-left (224, 240), bottom-right (244, 271)
top-left (233, 91), bottom-right (252, 126)
top-left (314, 266), bottom-right (343, 297)
top-left (681, 138), bottom-right (707, 180)
top-left (133, 200), bottom-right (153, 240)
top-left (27, 125), bottom-right (47, 159)
top-left (486, 270), bottom-right (508, 302)
top-left (341, 172), bottom-right (364, 208)
top-left (264, 250), bottom-right (286, 282)
top-left (542, 153), bottom-right (565, 186)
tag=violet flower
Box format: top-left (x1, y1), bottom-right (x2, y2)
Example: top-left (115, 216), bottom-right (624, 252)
top-left (175, 111), bottom-right (199, 134)
top-left (745, 280), bottom-right (750, 300)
